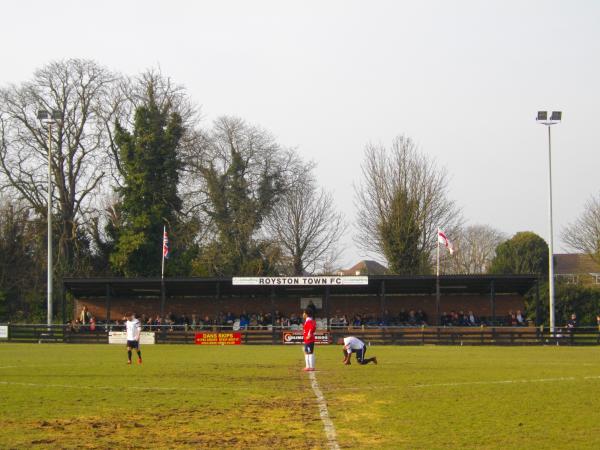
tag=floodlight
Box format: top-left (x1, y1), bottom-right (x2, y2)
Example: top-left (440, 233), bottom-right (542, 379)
top-left (550, 111), bottom-right (562, 121)
top-left (537, 111), bottom-right (547, 121)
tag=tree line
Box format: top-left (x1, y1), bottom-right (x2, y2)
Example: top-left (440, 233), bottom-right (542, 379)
top-left (0, 59), bottom-right (598, 322)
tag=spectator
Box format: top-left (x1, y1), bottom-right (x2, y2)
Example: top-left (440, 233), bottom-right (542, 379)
top-left (381, 309), bottom-right (391, 326)
top-left (516, 310), bottom-right (526, 326)
top-left (416, 309), bottom-right (427, 325)
top-left (440, 312), bottom-right (450, 326)
top-left (567, 313), bottom-right (577, 329)
top-left (407, 310), bottom-right (417, 326)
top-left (249, 314), bottom-right (258, 328)
top-left (341, 315), bottom-right (349, 327)
top-left (467, 311), bottom-right (477, 326)
top-left (398, 309), bottom-right (408, 324)
top-left (80, 306), bottom-right (90, 325)
top-left (306, 300), bottom-right (317, 318)
top-left (239, 312), bottom-right (249, 329)
top-left (89, 316), bottom-right (96, 332)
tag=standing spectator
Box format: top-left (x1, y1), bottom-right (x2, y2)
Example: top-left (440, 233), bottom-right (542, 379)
top-left (306, 300), bottom-right (317, 319)
top-left (89, 316), bottom-right (96, 332)
top-left (80, 306), bottom-right (90, 324)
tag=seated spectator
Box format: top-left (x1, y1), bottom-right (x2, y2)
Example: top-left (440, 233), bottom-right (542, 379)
top-left (416, 309), bottom-right (427, 325)
top-left (467, 310), bottom-right (477, 326)
top-left (239, 312), bottom-right (250, 329)
top-left (262, 312), bottom-right (273, 327)
top-left (440, 312), bottom-right (450, 326)
top-left (515, 310), bottom-right (526, 326)
top-left (398, 309), bottom-right (408, 325)
top-left (166, 311), bottom-right (176, 324)
top-left (181, 314), bottom-right (190, 328)
top-left (567, 313), bottom-right (577, 329)
top-left (249, 314), bottom-right (258, 328)
top-left (407, 309), bottom-right (417, 326)
top-left (381, 309), bottom-right (391, 326)
top-left (279, 316), bottom-right (290, 328)
top-left (202, 315), bottom-right (212, 329)
top-left (341, 315), bottom-right (349, 327)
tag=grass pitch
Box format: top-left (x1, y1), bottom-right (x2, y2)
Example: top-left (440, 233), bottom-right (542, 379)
top-left (1, 344), bottom-right (600, 449)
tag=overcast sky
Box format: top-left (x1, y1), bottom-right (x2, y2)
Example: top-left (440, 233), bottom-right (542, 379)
top-left (2, 0), bottom-right (598, 268)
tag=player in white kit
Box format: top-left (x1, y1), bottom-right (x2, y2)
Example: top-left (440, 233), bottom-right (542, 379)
top-left (339, 336), bottom-right (377, 365)
top-left (125, 313), bottom-right (143, 365)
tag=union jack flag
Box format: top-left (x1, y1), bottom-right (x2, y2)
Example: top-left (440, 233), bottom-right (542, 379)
top-left (162, 228), bottom-right (170, 259)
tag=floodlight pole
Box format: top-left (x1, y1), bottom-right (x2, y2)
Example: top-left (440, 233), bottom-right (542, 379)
top-left (46, 121), bottom-right (53, 326)
top-left (38, 109), bottom-right (60, 326)
top-left (537, 111), bottom-right (561, 332)
top-left (546, 125), bottom-right (556, 333)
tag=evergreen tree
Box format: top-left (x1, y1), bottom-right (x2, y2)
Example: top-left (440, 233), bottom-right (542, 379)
top-left (110, 86), bottom-right (183, 276)
top-left (379, 189), bottom-right (426, 274)
top-left (490, 231), bottom-right (548, 276)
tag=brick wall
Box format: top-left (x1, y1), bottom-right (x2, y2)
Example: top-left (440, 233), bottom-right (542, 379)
top-left (74, 293), bottom-right (525, 321)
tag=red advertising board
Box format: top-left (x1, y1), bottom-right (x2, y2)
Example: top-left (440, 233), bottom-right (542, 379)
top-left (282, 331), bottom-right (331, 344)
top-left (195, 332), bottom-right (242, 345)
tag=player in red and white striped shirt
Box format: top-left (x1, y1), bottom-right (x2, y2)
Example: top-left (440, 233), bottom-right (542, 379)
top-left (302, 309), bottom-right (316, 372)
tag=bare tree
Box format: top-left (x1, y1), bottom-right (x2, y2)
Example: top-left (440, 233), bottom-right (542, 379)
top-left (0, 59), bottom-right (118, 272)
top-left (185, 116), bottom-right (299, 275)
top-left (265, 162), bottom-right (346, 275)
top-left (562, 193), bottom-right (600, 263)
top-left (354, 135), bottom-right (462, 274)
top-left (445, 224), bottom-right (506, 274)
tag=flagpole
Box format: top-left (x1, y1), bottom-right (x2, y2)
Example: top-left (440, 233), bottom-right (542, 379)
top-left (160, 225), bottom-right (166, 319)
top-left (436, 228), bottom-right (441, 326)
top-left (161, 225), bottom-right (166, 280)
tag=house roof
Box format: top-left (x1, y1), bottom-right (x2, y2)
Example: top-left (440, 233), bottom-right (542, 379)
top-left (339, 260), bottom-right (388, 276)
top-left (555, 253), bottom-right (600, 275)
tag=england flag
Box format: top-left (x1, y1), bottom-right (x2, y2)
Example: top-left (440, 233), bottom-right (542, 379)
top-left (437, 228), bottom-right (454, 255)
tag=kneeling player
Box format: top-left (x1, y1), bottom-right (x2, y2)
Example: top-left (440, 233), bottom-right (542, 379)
top-left (339, 336), bottom-right (377, 365)
top-left (126, 313), bottom-right (142, 365)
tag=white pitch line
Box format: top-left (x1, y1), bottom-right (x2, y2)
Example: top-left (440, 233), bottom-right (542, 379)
top-left (308, 371), bottom-right (340, 450)
top-left (411, 376), bottom-right (578, 388)
top-left (0, 380), bottom-right (254, 392)
top-left (319, 375), bottom-right (600, 392)
top-left (3, 374), bottom-right (600, 396)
